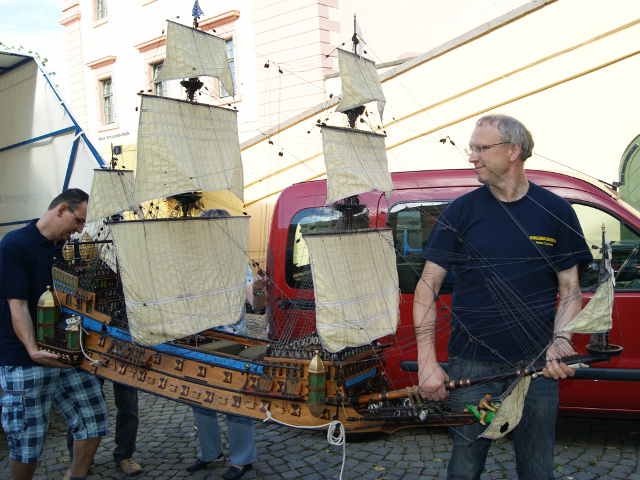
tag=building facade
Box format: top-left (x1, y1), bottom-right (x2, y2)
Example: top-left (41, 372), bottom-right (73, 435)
top-left (59, 0), bottom-right (341, 165)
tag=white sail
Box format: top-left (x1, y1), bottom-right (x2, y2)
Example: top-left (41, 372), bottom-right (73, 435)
top-left (564, 276), bottom-right (614, 333)
top-left (110, 216), bottom-right (249, 345)
top-left (321, 125), bottom-right (392, 204)
top-left (480, 376), bottom-right (531, 440)
top-left (335, 48), bottom-right (385, 120)
top-left (304, 229), bottom-right (399, 353)
top-left (135, 95), bottom-right (243, 204)
top-left (156, 20), bottom-right (234, 96)
top-left (563, 244), bottom-right (614, 334)
top-left (86, 169), bottom-right (136, 223)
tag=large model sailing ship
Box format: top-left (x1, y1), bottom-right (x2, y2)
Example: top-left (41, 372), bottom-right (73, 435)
top-left (43, 10), bottom-right (622, 436)
top-left (41, 14), bottom-right (477, 434)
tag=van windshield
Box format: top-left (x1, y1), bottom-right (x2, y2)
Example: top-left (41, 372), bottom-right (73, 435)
top-left (388, 201), bottom-right (451, 293)
top-left (286, 206), bottom-right (369, 289)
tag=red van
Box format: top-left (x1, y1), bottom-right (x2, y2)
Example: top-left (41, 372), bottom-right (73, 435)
top-left (266, 169), bottom-right (640, 415)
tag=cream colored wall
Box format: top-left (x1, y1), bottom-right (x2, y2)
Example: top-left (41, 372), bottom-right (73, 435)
top-left (245, 196), bottom-right (277, 269)
top-left (335, 0), bottom-right (527, 61)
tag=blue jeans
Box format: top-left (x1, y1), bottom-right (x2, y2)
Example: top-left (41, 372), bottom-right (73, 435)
top-left (446, 357), bottom-right (559, 480)
top-left (192, 406), bottom-right (256, 466)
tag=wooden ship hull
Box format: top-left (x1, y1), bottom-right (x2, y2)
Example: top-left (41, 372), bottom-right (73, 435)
top-left (50, 267), bottom-right (471, 434)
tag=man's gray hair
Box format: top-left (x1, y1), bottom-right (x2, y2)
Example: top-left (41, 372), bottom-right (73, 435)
top-left (476, 114), bottom-right (534, 161)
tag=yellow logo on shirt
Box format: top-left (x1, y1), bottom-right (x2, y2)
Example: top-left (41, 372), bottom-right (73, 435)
top-left (529, 235), bottom-right (557, 247)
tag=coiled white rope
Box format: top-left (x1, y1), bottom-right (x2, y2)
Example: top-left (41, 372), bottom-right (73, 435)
top-left (79, 323), bottom-right (103, 367)
top-left (263, 409), bottom-right (347, 479)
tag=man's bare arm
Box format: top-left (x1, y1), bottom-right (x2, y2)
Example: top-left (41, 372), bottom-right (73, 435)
top-left (413, 261), bottom-right (449, 400)
top-left (8, 298), bottom-right (70, 368)
top-left (543, 265), bottom-right (582, 379)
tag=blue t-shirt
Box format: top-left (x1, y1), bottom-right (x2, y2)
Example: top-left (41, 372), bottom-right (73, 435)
top-left (423, 183), bottom-right (593, 362)
top-left (0, 221), bottom-right (61, 366)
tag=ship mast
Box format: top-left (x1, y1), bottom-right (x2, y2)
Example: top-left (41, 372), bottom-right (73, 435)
top-left (170, 2), bottom-right (206, 216)
top-left (303, 19), bottom-right (398, 355)
top-left (334, 15), bottom-right (368, 230)
top-left (343, 15), bottom-right (365, 129)
top-left (180, 2), bottom-right (205, 103)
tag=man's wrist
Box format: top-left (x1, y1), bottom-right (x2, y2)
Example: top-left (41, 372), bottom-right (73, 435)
top-left (417, 346), bottom-right (438, 362)
top-left (553, 331), bottom-right (572, 341)
top-left (418, 357), bottom-right (441, 372)
top-left (25, 343), bottom-right (41, 356)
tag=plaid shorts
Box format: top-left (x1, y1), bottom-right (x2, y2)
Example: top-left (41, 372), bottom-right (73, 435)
top-left (0, 366), bottom-right (108, 463)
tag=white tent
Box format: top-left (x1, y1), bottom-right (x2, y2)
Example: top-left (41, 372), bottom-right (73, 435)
top-left (0, 51), bottom-right (103, 238)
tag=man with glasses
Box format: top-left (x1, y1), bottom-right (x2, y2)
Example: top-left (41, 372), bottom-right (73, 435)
top-left (0, 189), bottom-right (107, 480)
top-left (414, 115), bottom-right (592, 479)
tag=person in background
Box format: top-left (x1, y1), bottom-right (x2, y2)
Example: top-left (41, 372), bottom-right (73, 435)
top-left (107, 384), bottom-right (141, 475)
top-left (185, 208), bottom-right (257, 480)
top-left (250, 263), bottom-right (267, 315)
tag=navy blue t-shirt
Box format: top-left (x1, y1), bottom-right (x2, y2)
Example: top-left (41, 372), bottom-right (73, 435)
top-left (0, 221), bottom-right (61, 366)
top-left (423, 183), bottom-right (593, 362)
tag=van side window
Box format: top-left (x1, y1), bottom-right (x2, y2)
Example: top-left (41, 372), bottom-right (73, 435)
top-left (286, 206), bottom-right (369, 290)
top-left (388, 201), bottom-right (450, 294)
top-left (572, 203), bottom-right (640, 291)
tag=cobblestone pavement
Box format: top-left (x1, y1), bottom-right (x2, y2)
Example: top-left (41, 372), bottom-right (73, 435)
top-left (2, 382), bottom-right (639, 480)
top-left (1, 314), bottom-right (639, 479)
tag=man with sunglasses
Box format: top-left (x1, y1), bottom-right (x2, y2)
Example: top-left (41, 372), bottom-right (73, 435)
top-left (0, 189), bottom-right (107, 480)
top-left (414, 115), bottom-right (592, 479)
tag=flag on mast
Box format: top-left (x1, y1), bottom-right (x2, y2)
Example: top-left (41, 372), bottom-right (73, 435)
top-left (192, 0), bottom-right (204, 19)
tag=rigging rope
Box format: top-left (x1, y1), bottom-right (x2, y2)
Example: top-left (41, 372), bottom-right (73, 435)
top-left (243, 48), bottom-right (640, 207)
top-left (241, 19), bottom-right (640, 197)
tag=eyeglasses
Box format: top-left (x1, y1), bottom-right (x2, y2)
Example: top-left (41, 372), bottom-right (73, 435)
top-left (69, 210), bottom-right (86, 227)
top-left (465, 142), bottom-right (510, 155)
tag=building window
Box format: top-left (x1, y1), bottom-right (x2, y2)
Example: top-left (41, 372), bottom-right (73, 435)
top-left (95, 0), bottom-right (108, 20)
top-left (101, 78), bottom-right (115, 124)
top-left (152, 62), bottom-right (164, 97)
top-left (220, 38), bottom-right (235, 98)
